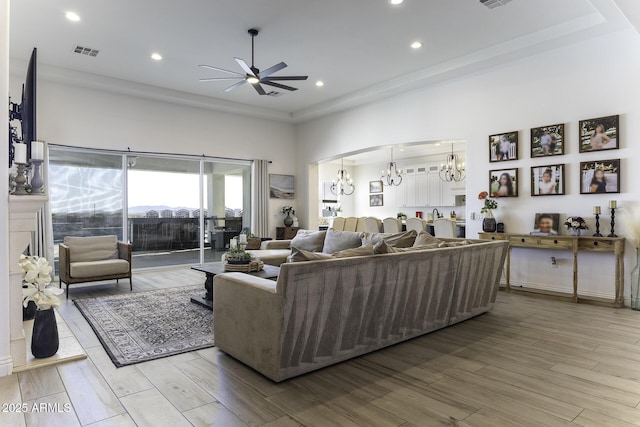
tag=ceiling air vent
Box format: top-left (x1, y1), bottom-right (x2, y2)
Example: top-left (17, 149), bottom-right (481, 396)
top-left (479, 0), bottom-right (512, 9)
top-left (73, 45), bottom-right (100, 57)
top-left (267, 91), bottom-right (284, 97)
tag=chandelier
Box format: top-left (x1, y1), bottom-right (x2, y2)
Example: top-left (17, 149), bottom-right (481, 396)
top-left (439, 144), bottom-right (465, 182)
top-left (330, 159), bottom-right (355, 196)
top-left (381, 148), bottom-right (403, 186)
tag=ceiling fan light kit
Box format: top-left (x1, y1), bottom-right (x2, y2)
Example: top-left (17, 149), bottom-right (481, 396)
top-left (199, 28), bottom-right (308, 95)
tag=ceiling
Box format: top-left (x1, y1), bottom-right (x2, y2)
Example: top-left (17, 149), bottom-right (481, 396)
top-left (9, 0), bottom-right (639, 123)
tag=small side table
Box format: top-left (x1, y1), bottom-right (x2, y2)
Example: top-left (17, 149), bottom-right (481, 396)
top-left (276, 226), bottom-right (299, 240)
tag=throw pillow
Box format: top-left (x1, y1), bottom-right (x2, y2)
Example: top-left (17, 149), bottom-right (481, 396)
top-left (334, 243), bottom-right (374, 258)
top-left (438, 240), bottom-right (471, 247)
top-left (291, 230), bottom-right (327, 252)
top-left (374, 240), bottom-right (439, 254)
top-left (361, 230), bottom-right (417, 248)
top-left (288, 246), bottom-right (333, 263)
top-left (413, 231), bottom-right (440, 247)
top-left (323, 229), bottom-right (364, 254)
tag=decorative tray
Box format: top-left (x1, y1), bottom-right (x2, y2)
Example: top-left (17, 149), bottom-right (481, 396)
top-left (224, 260), bottom-right (264, 272)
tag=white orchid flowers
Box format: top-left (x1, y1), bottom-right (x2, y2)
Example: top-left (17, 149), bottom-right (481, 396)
top-left (19, 255), bottom-right (64, 310)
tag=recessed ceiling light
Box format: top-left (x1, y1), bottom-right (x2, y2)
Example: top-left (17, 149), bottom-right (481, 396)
top-left (65, 11), bottom-right (80, 22)
top-left (389, 0), bottom-right (404, 5)
top-left (151, 52), bottom-right (163, 61)
top-left (315, 81), bottom-right (324, 87)
top-left (411, 41), bottom-right (423, 49)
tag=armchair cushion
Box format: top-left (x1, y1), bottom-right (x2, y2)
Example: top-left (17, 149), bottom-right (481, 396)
top-left (71, 259), bottom-right (130, 278)
top-left (63, 235), bottom-right (119, 262)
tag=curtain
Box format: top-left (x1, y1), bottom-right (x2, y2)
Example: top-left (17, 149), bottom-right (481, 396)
top-left (31, 144), bottom-right (54, 262)
top-left (252, 159), bottom-right (269, 237)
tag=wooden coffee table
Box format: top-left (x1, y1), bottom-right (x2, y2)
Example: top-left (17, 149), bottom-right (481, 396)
top-left (190, 262), bottom-right (280, 310)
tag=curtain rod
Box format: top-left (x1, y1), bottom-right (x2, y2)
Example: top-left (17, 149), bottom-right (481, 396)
top-left (48, 143), bottom-right (271, 163)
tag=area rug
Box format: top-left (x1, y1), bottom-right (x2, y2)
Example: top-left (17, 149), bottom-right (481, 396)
top-left (73, 286), bottom-right (214, 367)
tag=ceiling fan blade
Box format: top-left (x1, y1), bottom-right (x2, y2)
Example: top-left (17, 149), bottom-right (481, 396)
top-left (198, 65), bottom-right (244, 76)
top-left (224, 80), bottom-right (247, 92)
top-left (199, 77), bottom-right (243, 82)
top-left (253, 83), bottom-right (267, 95)
top-left (262, 75), bottom-right (309, 81)
top-left (234, 57), bottom-right (255, 76)
top-left (258, 62), bottom-right (287, 79)
top-left (261, 81), bottom-right (298, 91)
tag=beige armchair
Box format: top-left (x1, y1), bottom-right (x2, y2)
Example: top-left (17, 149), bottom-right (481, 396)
top-left (59, 235), bottom-right (132, 299)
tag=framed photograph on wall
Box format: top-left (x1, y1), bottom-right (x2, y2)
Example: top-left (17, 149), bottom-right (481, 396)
top-left (269, 174), bottom-right (295, 199)
top-left (531, 124), bottom-right (564, 157)
top-left (369, 180), bottom-right (383, 193)
top-left (579, 114), bottom-right (619, 152)
top-left (580, 159), bottom-right (620, 194)
top-left (531, 164), bottom-right (565, 196)
top-left (489, 168), bottom-right (518, 197)
top-left (489, 131), bottom-right (518, 162)
top-left (531, 213), bottom-right (560, 235)
top-left (369, 194), bottom-right (384, 207)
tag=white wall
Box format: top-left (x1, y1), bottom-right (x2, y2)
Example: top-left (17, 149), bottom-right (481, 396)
top-left (7, 77), bottom-right (299, 238)
top-left (296, 29), bottom-right (640, 300)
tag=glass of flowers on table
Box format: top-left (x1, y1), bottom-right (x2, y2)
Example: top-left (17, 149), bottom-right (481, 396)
top-left (564, 216), bottom-right (589, 235)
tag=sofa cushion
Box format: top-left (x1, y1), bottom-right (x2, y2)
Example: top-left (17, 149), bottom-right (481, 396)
top-left (334, 243), bottom-right (374, 258)
top-left (70, 259), bottom-right (129, 278)
top-left (291, 230), bottom-right (326, 252)
top-left (64, 235), bottom-right (119, 263)
top-left (413, 231), bottom-right (440, 247)
top-left (373, 240), bottom-right (439, 254)
top-left (288, 246), bottom-right (334, 262)
top-left (289, 243), bottom-right (374, 262)
top-left (322, 229), bottom-right (364, 254)
top-left (362, 230), bottom-right (416, 248)
top-left (247, 249), bottom-right (291, 266)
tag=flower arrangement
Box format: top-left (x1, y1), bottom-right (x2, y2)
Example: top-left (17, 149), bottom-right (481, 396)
top-left (564, 216), bottom-right (589, 230)
top-left (478, 191), bottom-right (498, 214)
top-left (19, 255), bottom-right (63, 310)
top-left (620, 207), bottom-right (640, 247)
top-left (224, 247), bottom-right (252, 263)
top-left (281, 206), bottom-right (295, 215)
top-left (397, 212), bottom-right (407, 220)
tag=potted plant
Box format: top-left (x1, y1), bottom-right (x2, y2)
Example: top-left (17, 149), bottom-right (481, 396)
top-left (224, 247), bottom-right (252, 264)
top-left (19, 254), bottom-right (64, 358)
top-left (564, 216), bottom-right (589, 236)
top-left (397, 212), bottom-right (407, 220)
top-left (478, 191), bottom-right (499, 232)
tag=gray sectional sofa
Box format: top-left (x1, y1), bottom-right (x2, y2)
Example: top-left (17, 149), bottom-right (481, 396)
top-left (214, 229), bottom-right (508, 382)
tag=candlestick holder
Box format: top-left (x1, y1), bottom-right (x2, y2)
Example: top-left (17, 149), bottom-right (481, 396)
top-left (30, 159), bottom-right (44, 195)
top-left (608, 208), bottom-right (617, 237)
top-left (12, 162), bottom-right (28, 195)
top-left (593, 213), bottom-right (602, 237)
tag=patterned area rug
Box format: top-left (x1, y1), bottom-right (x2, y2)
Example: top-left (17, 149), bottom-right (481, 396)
top-left (74, 286), bottom-right (214, 367)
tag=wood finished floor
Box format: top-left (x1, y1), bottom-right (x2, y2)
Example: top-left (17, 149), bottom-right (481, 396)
top-left (2, 267), bottom-right (640, 426)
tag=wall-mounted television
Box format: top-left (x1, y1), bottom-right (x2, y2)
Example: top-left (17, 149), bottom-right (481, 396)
top-left (9, 47), bottom-right (37, 164)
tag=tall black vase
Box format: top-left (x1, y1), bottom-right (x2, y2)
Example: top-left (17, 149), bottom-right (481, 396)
top-left (31, 308), bottom-right (59, 358)
top-left (482, 217), bottom-right (497, 233)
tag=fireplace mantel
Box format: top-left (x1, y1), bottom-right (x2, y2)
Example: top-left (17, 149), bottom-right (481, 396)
top-left (8, 195), bottom-right (47, 369)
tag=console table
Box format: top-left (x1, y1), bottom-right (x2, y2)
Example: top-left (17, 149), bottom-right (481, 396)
top-left (276, 226), bottom-right (299, 240)
top-left (478, 233), bottom-right (625, 307)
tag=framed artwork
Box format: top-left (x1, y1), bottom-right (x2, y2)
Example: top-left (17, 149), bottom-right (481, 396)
top-left (531, 124), bottom-right (564, 157)
top-left (322, 181), bottom-right (337, 202)
top-left (489, 131), bottom-right (518, 162)
top-left (269, 174), bottom-right (295, 199)
top-left (579, 114), bottom-right (619, 152)
top-left (369, 180), bottom-right (383, 193)
top-left (531, 213), bottom-right (560, 235)
top-left (489, 168), bottom-right (518, 197)
top-left (369, 194), bottom-right (384, 207)
top-left (580, 159), bottom-right (620, 194)
top-left (531, 164), bottom-right (565, 196)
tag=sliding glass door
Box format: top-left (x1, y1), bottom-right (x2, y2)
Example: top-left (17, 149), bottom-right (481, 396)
top-left (49, 146), bottom-right (252, 270)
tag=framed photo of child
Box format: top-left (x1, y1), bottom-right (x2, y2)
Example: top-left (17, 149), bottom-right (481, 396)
top-left (531, 164), bottom-right (565, 196)
top-left (489, 131), bottom-right (518, 162)
top-left (489, 168), bottom-right (518, 197)
top-left (580, 159), bottom-right (620, 194)
top-left (531, 124), bottom-right (564, 157)
top-left (531, 213), bottom-right (560, 235)
top-left (579, 115), bottom-right (619, 152)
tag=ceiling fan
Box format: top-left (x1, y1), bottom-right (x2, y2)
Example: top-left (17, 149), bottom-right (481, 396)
top-left (199, 28), bottom-right (308, 95)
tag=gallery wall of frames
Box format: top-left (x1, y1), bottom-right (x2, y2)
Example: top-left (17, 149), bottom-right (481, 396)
top-left (487, 114), bottom-right (620, 199)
